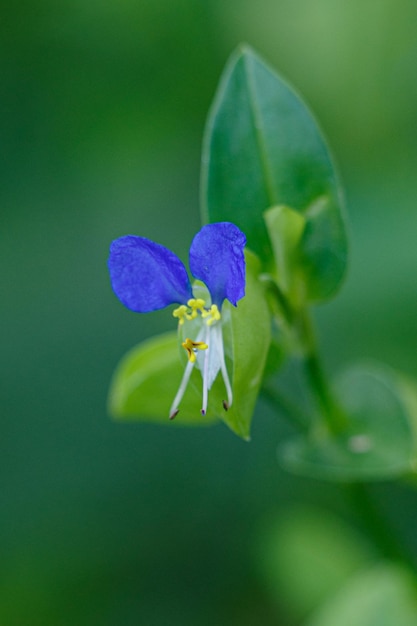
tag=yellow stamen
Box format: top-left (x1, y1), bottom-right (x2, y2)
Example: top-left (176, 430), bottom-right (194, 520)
top-left (173, 299), bottom-right (207, 324)
top-left (182, 337), bottom-right (208, 363)
top-left (186, 298), bottom-right (206, 320)
top-left (202, 304), bottom-right (221, 326)
top-left (172, 305), bottom-right (189, 325)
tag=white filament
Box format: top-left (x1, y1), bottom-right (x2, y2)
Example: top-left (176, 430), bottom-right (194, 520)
top-left (216, 325), bottom-right (233, 408)
top-left (201, 325), bottom-right (211, 415)
top-left (170, 318), bottom-right (233, 418)
top-left (169, 357), bottom-right (195, 418)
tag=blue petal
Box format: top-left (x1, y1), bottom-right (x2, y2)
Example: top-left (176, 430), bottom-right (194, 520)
top-left (108, 235), bottom-right (193, 312)
top-left (189, 222), bottom-right (246, 307)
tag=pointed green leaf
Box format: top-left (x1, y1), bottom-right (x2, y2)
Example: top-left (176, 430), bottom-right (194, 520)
top-left (184, 250), bottom-right (271, 439)
top-left (280, 363), bottom-right (417, 481)
top-left (202, 45), bottom-right (347, 299)
top-left (219, 250), bottom-right (271, 439)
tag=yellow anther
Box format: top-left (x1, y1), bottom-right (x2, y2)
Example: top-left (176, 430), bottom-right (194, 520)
top-left (187, 298), bottom-right (206, 309)
top-left (186, 298), bottom-right (206, 320)
top-left (173, 299), bottom-right (207, 324)
top-left (182, 337), bottom-right (208, 363)
top-left (202, 304), bottom-right (221, 326)
top-left (172, 305), bottom-right (188, 325)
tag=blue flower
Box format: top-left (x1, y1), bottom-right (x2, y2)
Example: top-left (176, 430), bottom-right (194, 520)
top-left (108, 222), bottom-right (246, 418)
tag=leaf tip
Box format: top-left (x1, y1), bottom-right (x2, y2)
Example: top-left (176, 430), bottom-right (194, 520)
top-left (235, 42), bottom-right (254, 58)
top-left (225, 43), bottom-right (258, 72)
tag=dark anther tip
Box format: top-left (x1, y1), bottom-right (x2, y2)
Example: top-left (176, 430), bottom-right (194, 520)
top-left (200, 409), bottom-right (206, 416)
top-left (222, 400), bottom-right (229, 411)
top-left (169, 409), bottom-right (179, 420)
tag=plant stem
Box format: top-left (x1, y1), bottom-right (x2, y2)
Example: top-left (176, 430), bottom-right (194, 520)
top-left (347, 482), bottom-right (417, 575)
top-left (297, 308), bottom-right (347, 435)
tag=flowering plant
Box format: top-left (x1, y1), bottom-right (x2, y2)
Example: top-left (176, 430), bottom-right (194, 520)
top-left (107, 46), bottom-right (417, 471)
top-left (106, 44), bottom-right (417, 624)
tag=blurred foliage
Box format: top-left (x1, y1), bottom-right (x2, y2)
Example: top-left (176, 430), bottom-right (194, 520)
top-left (256, 506), bottom-right (375, 618)
top-left (2, 1), bottom-right (417, 624)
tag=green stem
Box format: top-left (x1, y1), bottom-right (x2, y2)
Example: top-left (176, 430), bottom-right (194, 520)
top-left (260, 274), bottom-right (294, 326)
top-left (297, 308), bottom-right (347, 435)
top-left (347, 482), bottom-right (417, 575)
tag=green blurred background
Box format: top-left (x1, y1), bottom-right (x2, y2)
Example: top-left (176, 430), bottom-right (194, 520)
top-left (2, 1), bottom-right (417, 624)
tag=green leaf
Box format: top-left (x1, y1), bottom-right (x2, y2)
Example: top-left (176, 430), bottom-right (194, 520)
top-left (307, 564), bottom-right (417, 626)
top-left (108, 332), bottom-right (218, 426)
top-left (201, 45), bottom-right (347, 299)
top-left (264, 204), bottom-right (306, 305)
top-left (108, 251), bottom-right (271, 439)
top-left (183, 250), bottom-right (271, 439)
top-left (280, 363), bottom-right (417, 481)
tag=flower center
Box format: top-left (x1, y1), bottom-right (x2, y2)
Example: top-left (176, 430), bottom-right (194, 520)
top-left (170, 298), bottom-right (231, 419)
top-left (173, 299), bottom-right (221, 326)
